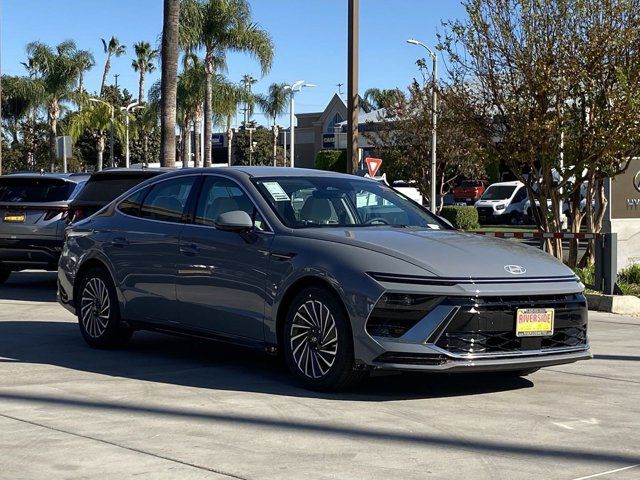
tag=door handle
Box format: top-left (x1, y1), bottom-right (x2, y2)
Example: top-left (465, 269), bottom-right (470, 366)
top-left (180, 243), bottom-right (199, 256)
top-left (112, 237), bottom-right (129, 248)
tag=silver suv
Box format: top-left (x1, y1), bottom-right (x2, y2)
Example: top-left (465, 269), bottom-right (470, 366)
top-left (0, 172), bottom-right (88, 284)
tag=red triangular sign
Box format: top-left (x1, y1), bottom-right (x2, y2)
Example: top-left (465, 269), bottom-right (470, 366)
top-left (365, 157), bottom-right (382, 177)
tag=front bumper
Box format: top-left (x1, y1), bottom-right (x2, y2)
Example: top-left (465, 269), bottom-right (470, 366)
top-left (359, 290), bottom-right (590, 373)
top-left (0, 237), bottom-right (63, 270)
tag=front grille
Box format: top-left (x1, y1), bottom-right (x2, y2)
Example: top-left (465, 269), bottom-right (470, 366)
top-left (434, 294), bottom-right (588, 355)
top-left (476, 207), bottom-right (493, 217)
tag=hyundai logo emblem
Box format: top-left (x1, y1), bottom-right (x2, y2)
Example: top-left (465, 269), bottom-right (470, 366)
top-left (504, 265), bottom-right (527, 275)
top-left (634, 170), bottom-right (640, 194)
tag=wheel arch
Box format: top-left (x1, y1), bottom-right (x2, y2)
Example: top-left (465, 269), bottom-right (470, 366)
top-left (275, 276), bottom-right (349, 351)
top-left (73, 258), bottom-right (117, 314)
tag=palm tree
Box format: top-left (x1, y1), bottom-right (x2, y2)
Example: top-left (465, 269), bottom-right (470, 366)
top-left (258, 83), bottom-right (289, 166)
top-left (25, 40), bottom-right (93, 171)
top-left (100, 37), bottom-right (126, 97)
top-left (363, 88), bottom-right (405, 110)
top-left (1, 75), bottom-right (44, 145)
top-left (180, 0), bottom-right (274, 167)
top-left (240, 74), bottom-right (257, 124)
top-left (160, 0), bottom-right (180, 167)
top-left (69, 101), bottom-right (126, 171)
top-left (211, 79), bottom-right (242, 166)
top-left (132, 41), bottom-right (159, 103)
top-left (177, 55), bottom-right (207, 167)
top-left (76, 51), bottom-right (95, 93)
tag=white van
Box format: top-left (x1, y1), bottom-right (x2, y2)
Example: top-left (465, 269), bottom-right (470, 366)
top-left (474, 181), bottom-right (528, 224)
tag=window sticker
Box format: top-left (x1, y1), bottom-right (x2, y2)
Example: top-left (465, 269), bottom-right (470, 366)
top-left (263, 182), bottom-right (290, 201)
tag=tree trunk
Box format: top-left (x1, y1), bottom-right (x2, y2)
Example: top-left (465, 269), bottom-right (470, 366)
top-left (48, 101), bottom-right (59, 172)
top-left (227, 118), bottom-right (233, 167)
top-left (194, 119), bottom-right (201, 168)
top-left (100, 56), bottom-right (111, 97)
top-left (203, 56), bottom-right (214, 168)
top-left (138, 69), bottom-right (145, 104)
top-left (160, 0), bottom-right (180, 167)
top-left (273, 121), bottom-right (278, 166)
top-left (97, 134), bottom-right (105, 171)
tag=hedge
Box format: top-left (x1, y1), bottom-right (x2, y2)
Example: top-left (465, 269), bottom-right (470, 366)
top-left (440, 205), bottom-right (480, 230)
top-left (315, 149), bottom-right (347, 173)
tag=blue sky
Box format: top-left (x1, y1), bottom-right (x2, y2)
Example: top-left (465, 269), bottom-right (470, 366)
top-left (2, 0), bottom-right (467, 126)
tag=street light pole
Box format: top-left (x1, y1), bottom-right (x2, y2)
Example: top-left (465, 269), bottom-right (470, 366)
top-left (407, 39), bottom-right (438, 213)
top-left (348, 0), bottom-right (359, 174)
top-left (122, 101), bottom-right (141, 168)
top-left (284, 81), bottom-right (316, 168)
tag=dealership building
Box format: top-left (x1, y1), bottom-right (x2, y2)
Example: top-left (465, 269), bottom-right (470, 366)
top-left (206, 94), bottom-right (383, 168)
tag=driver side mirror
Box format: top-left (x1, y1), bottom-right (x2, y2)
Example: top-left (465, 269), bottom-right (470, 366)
top-left (214, 210), bottom-right (253, 232)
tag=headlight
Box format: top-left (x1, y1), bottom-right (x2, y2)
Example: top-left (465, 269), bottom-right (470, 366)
top-left (495, 204), bottom-right (506, 210)
top-left (366, 293), bottom-right (444, 338)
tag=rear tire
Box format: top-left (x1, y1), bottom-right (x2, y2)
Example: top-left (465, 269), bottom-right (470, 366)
top-left (283, 286), bottom-right (364, 391)
top-left (77, 268), bottom-right (132, 349)
top-left (0, 266), bottom-right (10, 285)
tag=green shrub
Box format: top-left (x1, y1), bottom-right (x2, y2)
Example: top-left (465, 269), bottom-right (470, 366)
top-left (575, 262), bottom-right (595, 288)
top-left (440, 206), bottom-right (480, 230)
top-left (315, 149), bottom-right (347, 173)
top-left (618, 263), bottom-right (640, 285)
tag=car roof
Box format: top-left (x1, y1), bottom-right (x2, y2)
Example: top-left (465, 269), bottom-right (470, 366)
top-left (87, 167), bottom-right (172, 179)
top-left (487, 181), bottom-right (523, 187)
top-left (2, 172), bottom-right (89, 182)
top-left (195, 166), bottom-right (366, 180)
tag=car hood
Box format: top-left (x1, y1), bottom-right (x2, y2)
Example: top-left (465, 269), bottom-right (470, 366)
top-left (295, 227), bottom-right (573, 279)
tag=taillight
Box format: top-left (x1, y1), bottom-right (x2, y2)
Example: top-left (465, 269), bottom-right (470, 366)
top-left (44, 208), bottom-right (68, 221)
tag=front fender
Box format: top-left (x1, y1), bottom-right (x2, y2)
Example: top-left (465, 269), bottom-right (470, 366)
top-left (263, 234), bottom-right (432, 361)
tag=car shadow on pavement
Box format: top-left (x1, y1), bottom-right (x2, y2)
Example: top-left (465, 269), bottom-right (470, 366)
top-left (0, 319), bottom-right (534, 401)
top-left (0, 271), bottom-right (58, 303)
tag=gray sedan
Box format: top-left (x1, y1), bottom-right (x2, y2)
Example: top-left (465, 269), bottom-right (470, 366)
top-left (58, 167), bottom-right (590, 390)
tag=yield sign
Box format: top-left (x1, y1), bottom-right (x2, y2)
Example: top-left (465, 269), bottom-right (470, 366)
top-left (365, 157), bottom-right (383, 177)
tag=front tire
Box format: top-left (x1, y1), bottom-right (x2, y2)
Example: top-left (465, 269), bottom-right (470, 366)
top-left (283, 287), bottom-right (364, 391)
top-left (77, 268), bottom-right (132, 349)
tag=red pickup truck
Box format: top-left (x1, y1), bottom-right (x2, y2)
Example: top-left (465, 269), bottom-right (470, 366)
top-left (453, 180), bottom-right (487, 205)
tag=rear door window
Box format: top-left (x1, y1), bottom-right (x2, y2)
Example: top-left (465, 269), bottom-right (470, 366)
top-left (139, 177), bottom-right (197, 223)
top-left (0, 178), bottom-right (76, 203)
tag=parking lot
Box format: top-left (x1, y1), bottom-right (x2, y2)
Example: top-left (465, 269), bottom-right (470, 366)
top-left (0, 272), bottom-right (638, 480)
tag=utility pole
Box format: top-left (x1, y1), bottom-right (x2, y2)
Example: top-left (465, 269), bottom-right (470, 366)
top-left (114, 73), bottom-right (120, 89)
top-left (347, 0), bottom-right (359, 174)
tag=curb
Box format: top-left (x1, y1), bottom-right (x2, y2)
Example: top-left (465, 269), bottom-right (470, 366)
top-left (586, 293), bottom-right (640, 316)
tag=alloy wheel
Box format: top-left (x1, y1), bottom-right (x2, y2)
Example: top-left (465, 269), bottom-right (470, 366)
top-left (80, 277), bottom-right (111, 338)
top-left (289, 299), bottom-right (339, 379)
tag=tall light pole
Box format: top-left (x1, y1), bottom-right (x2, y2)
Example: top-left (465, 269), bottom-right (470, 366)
top-left (348, 0), bottom-right (359, 174)
top-left (407, 39), bottom-right (438, 213)
top-left (121, 101), bottom-right (141, 168)
top-left (89, 98), bottom-right (115, 168)
top-left (284, 81), bottom-right (316, 168)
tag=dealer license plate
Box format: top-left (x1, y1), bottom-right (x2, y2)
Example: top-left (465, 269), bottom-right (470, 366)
top-left (3, 212), bottom-right (25, 223)
top-left (516, 308), bottom-right (554, 337)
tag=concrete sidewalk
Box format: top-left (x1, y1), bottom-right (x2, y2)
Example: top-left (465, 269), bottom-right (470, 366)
top-left (0, 272), bottom-right (639, 479)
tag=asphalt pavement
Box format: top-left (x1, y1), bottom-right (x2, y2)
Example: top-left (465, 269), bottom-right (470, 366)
top-left (0, 271), bottom-right (638, 480)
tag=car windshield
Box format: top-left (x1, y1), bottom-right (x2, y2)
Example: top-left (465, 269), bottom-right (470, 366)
top-left (481, 185), bottom-right (516, 200)
top-left (0, 177), bottom-right (78, 203)
top-left (461, 180), bottom-right (482, 187)
top-left (254, 176), bottom-right (444, 229)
